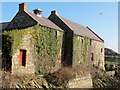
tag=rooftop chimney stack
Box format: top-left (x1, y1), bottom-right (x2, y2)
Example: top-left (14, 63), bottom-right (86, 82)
top-left (33, 9), bottom-right (43, 17)
top-left (19, 2), bottom-right (28, 12)
top-left (51, 10), bottom-right (58, 15)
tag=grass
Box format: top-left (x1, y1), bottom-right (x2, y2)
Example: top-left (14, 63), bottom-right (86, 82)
top-left (105, 61), bottom-right (120, 66)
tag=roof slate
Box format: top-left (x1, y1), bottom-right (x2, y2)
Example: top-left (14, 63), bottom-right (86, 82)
top-left (59, 16), bottom-right (103, 42)
top-left (26, 11), bottom-right (63, 32)
top-left (0, 22), bottom-right (9, 31)
top-left (0, 9), bottom-right (103, 42)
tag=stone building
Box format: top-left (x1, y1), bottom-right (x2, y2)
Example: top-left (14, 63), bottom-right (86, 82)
top-left (1, 2), bottom-right (104, 75)
top-left (1, 3), bottom-right (63, 74)
top-left (49, 10), bottom-right (104, 69)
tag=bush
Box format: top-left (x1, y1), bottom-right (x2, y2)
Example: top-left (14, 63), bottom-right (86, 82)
top-left (44, 67), bottom-right (76, 87)
top-left (44, 64), bottom-right (91, 87)
top-left (105, 64), bottom-right (109, 71)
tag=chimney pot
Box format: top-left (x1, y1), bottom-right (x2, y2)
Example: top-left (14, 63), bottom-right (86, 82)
top-left (33, 9), bottom-right (43, 17)
top-left (19, 2), bottom-right (27, 12)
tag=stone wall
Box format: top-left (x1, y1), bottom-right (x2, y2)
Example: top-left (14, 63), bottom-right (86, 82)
top-left (49, 13), bottom-right (73, 67)
top-left (72, 35), bottom-right (105, 70)
top-left (6, 11), bottom-right (37, 30)
top-left (72, 35), bottom-right (82, 67)
top-left (106, 71), bottom-right (115, 77)
top-left (11, 26), bottom-right (63, 75)
top-left (49, 12), bottom-right (104, 70)
top-left (67, 74), bottom-right (93, 88)
top-left (12, 33), bottom-right (36, 75)
top-left (90, 40), bottom-right (105, 70)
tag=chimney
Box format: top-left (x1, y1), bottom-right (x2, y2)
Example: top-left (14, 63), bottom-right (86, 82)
top-left (33, 9), bottom-right (43, 17)
top-left (51, 10), bottom-right (58, 15)
top-left (19, 2), bottom-right (27, 12)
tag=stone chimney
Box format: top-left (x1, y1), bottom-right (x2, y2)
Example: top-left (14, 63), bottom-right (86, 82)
top-left (19, 2), bottom-right (27, 12)
top-left (51, 10), bottom-right (58, 15)
top-left (33, 9), bottom-right (43, 17)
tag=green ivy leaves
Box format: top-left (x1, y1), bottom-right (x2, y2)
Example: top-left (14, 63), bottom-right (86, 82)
top-left (73, 35), bottom-right (90, 65)
top-left (2, 25), bottom-right (63, 75)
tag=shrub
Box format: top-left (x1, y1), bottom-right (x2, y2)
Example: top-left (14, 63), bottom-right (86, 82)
top-left (44, 67), bottom-right (76, 87)
top-left (105, 64), bottom-right (109, 71)
top-left (44, 64), bottom-right (91, 87)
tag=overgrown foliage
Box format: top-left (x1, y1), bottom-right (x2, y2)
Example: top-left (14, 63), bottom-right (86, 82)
top-left (2, 28), bottom-right (32, 55)
top-left (2, 29), bottom-right (29, 70)
top-left (2, 25), bottom-right (63, 74)
top-left (73, 35), bottom-right (81, 66)
top-left (44, 67), bottom-right (76, 88)
top-left (32, 26), bottom-right (63, 74)
top-left (81, 36), bottom-right (90, 62)
top-left (73, 35), bottom-right (90, 66)
top-left (44, 64), bottom-right (90, 88)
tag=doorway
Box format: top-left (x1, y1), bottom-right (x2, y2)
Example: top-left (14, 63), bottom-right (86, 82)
top-left (19, 49), bottom-right (27, 66)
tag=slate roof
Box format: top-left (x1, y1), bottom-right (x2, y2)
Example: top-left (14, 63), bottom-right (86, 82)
top-left (59, 16), bottom-right (103, 42)
top-left (26, 11), bottom-right (63, 32)
top-left (0, 9), bottom-right (103, 42)
top-left (0, 22), bottom-right (9, 31)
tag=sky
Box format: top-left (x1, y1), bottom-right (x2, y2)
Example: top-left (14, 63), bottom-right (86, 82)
top-left (1, 2), bottom-right (118, 53)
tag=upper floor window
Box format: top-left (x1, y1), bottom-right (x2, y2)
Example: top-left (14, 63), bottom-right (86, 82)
top-left (91, 53), bottom-right (94, 61)
top-left (90, 39), bottom-right (92, 46)
top-left (55, 31), bottom-right (57, 38)
top-left (101, 48), bottom-right (103, 53)
top-left (81, 38), bottom-right (84, 44)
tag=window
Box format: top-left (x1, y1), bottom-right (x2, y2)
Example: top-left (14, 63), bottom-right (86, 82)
top-left (81, 38), bottom-right (84, 44)
top-left (19, 49), bottom-right (27, 66)
top-left (101, 48), bottom-right (103, 53)
top-left (91, 53), bottom-right (94, 61)
top-left (55, 31), bottom-right (57, 38)
top-left (90, 39), bottom-right (92, 46)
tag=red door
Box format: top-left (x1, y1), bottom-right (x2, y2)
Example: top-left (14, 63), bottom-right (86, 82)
top-left (19, 50), bottom-right (26, 66)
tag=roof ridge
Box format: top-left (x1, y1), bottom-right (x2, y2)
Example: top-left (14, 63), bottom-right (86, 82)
top-left (59, 16), bottom-right (86, 28)
top-left (26, 11), bottom-right (63, 31)
top-left (86, 26), bottom-right (104, 42)
top-left (0, 22), bottom-right (10, 24)
top-left (55, 15), bottom-right (103, 42)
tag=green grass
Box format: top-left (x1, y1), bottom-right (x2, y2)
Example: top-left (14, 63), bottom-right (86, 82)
top-left (105, 60), bottom-right (120, 65)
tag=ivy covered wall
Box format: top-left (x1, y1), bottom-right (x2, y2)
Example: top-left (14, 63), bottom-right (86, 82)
top-left (73, 34), bottom-right (90, 67)
top-left (2, 24), bottom-right (104, 74)
top-left (2, 25), bottom-right (63, 74)
top-left (33, 26), bottom-right (63, 74)
top-left (72, 34), bottom-right (104, 70)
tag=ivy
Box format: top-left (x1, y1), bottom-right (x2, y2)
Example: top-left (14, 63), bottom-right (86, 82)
top-left (3, 29), bottom-right (26, 55)
top-left (73, 35), bottom-right (90, 66)
top-left (2, 28), bottom-right (33, 70)
top-left (81, 36), bottom-right (90, 62)
top-left (32, 26), bottom-right (63, 74)
top-left (2, 25), bottom-right (63, 75)
top-left (73, 35), bottom-right (81, 66)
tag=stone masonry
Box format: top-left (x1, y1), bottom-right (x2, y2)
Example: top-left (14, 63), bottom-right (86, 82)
top-left (67, 74), bottom-right (93, 88)
top-left (12, 33), bottom-right (36, 75)
top-left (90, 40), bottom-right (105, 70)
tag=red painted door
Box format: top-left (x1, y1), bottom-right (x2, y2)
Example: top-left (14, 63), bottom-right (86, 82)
top-left (19, 50), bottom-right (26, 66)
top-left (19, 50), bottom-right (23, 65)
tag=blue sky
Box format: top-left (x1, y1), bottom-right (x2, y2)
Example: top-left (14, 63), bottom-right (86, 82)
top-left (1, 2), bottom-right (118, 52)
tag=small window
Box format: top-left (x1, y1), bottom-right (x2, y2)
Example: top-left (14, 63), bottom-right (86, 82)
top-left (81, 38), bottom-right (84, 44)
top-left (101, 48), bottom-right (103, 53)
top-left (19, 49), bottom-right (27, 66)
top-left (90, 39), bottom-right (92, 46)
top-left (91, 53), bottom-right (94, 61)
top-left (55, 31), bottom-right (57, 38)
